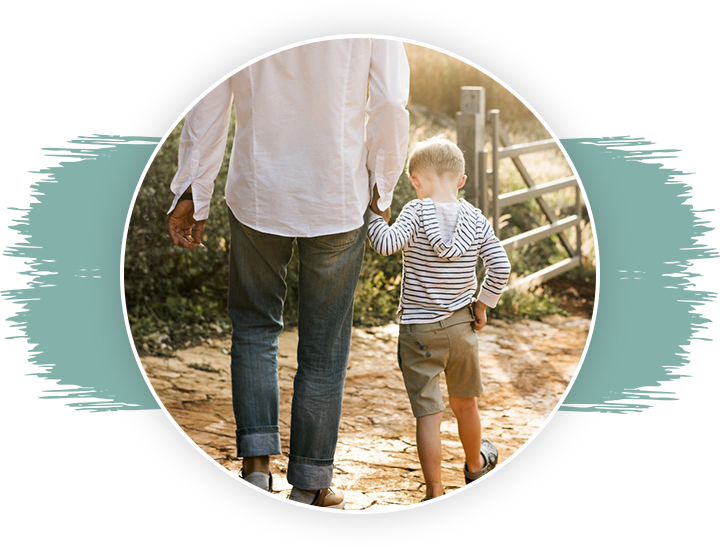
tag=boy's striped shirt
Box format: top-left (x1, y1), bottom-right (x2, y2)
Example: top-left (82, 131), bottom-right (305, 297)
top-left (367, 198), bottom-right (511, 324)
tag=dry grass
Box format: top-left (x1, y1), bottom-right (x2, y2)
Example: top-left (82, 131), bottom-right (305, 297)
top-left (403, 42), bottom-right (596, 274)
top-left (404, 43), bottom-right (548, 138)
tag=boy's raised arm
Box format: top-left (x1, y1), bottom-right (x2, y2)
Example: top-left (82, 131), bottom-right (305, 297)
top-left (367, 203), bottom-right (419, 256)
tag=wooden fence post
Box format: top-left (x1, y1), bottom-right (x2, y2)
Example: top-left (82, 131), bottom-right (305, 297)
top-left (489, 109), bottom-right (500, 237)
top-left (456, 87), bottom-right (485, 209)
top-left (479, 99), bottom-right (584, 290)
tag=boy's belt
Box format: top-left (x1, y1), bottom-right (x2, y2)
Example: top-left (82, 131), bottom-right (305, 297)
top-left (400, 307), bottom-right (474, 334)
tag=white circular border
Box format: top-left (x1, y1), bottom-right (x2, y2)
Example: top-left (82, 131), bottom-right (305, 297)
top-left (119, 33), bottom-right (600, 515)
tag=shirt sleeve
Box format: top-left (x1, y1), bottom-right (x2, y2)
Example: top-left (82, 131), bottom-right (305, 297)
top-left (367, 202), bottom-right (420, 256)
top-left (167, 78), bottom-right (233, 221)
top-left (366, 39), bottom-right (411, 212)
top-left (476, 215), bottom-right (511, 307)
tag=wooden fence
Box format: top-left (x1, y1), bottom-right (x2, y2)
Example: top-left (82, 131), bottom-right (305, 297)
top-left (456, 86), bottom-right (583, 291)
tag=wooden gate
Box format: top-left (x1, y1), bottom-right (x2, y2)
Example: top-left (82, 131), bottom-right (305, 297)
top-left (456, 86), bottom-right (583, 291)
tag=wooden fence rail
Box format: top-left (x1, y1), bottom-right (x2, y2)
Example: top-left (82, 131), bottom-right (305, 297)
top-left (456, 86), bottom-right (583, 291)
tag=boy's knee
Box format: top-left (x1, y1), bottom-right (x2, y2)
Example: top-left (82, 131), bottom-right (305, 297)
top-left (449, 396), bottom-right (477, 413)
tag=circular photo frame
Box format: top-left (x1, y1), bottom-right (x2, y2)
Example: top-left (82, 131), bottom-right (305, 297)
top-left (122, 35), bottom-right (597, 512)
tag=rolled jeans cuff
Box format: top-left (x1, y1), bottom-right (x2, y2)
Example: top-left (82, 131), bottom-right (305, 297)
top-left (236, 427), bottom-right (281, 457)
top-left (287, 454), bottom-right (335, 490)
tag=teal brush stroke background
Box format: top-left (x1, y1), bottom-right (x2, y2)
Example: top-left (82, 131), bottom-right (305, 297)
top-left (561, 137), bottom-right (716, 412)
top-left (2, 135), bottom-right (715, 413)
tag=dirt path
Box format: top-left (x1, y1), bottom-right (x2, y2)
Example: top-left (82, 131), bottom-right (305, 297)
top-left (141, 314), bottom-right (590, 509)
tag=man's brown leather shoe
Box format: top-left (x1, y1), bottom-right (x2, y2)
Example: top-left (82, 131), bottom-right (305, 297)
top-left (310, 488), bottom-right (345, 509)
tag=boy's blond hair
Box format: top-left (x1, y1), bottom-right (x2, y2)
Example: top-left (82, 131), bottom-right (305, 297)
top-left (406, 135), bottom-right (465, 178)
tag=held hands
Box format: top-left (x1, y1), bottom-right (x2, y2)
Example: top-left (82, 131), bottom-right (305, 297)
top-left (472, 300), bottom-right (488, 332)
top-left (370, 184), bottom-right (391, 222)
top-left (167, 199), bottom-right (206, 250)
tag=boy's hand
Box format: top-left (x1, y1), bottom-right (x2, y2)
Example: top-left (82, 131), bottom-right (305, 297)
top-left (370, 184), bottom-right (391, 222)
top-left (168, 199), bottom-right (206, 250)
top-left (472, 300), bottom-right (487, 332)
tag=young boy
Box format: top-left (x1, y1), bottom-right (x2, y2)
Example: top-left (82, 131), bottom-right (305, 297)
top-left (367, 136), bottom-right (511, 500)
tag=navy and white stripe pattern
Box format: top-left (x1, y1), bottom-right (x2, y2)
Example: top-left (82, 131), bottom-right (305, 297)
top-left (368, 198), bottom-right (511, 324)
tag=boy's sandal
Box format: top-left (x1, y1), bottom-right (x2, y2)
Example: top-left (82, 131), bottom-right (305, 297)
top-left (464, 439), bottom-right (498, 484)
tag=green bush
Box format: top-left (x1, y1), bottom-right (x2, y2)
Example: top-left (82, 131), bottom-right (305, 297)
top-left (493, 288), bottom-right (568, 321)
top-left (124, 116), bottom-right (236, 350)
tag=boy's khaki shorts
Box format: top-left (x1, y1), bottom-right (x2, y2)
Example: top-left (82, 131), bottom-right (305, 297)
top-left (398, 306), bottom-right (484, 418)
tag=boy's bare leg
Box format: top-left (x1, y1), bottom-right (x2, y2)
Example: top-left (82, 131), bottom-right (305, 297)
top-left (416, 412), bottom-right (444, 498)
top-left (449, 396), bottom-right (486, 472)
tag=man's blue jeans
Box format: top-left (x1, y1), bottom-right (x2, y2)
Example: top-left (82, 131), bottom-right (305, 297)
top-left (227, 209), bottom-right (366, 490)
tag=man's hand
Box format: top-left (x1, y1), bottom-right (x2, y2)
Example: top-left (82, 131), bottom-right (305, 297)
top-left (370, 184), bottom-right (391, 222)
top-left (167, 199), bottom-right (206, 250)
top-left (472, 300), bottom-right (488, 332)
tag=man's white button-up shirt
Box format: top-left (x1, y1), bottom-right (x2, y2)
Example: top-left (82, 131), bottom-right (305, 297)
top-left (168, 38), bottom-right (410, 238)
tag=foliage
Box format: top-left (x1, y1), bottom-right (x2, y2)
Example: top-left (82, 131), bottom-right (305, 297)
top-left (404, 44), bottom-right (548, 138)
top-left (124, 116), bottom-right (236, 350)
top-left (493, 288), bottom-right (568, 321)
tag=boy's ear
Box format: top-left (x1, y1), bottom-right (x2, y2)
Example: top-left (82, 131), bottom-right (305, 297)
top-left (457, 174), bottom-right (467, 189)
top-left (409, 175), bottom-right (421, 190)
